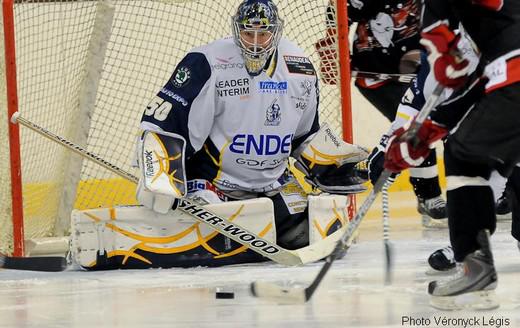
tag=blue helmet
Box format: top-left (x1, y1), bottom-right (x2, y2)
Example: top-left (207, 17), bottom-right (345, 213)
top-left (232, 0), bottom-right (284, 75)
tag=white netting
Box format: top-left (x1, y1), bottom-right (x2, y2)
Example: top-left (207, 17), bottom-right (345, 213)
top-left (0, 0), bottom-right (346, 254)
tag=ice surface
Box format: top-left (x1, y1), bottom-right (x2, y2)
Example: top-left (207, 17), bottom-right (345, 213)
top-left (1, 192), bottom-right (519, 328)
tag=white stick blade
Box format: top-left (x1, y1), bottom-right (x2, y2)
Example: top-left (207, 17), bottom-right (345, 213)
top-left (250, 281), bottom-right (307, 304)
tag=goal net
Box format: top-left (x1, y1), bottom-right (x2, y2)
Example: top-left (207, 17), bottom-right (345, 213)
top-left (0, 0), bottom-right (352, 255)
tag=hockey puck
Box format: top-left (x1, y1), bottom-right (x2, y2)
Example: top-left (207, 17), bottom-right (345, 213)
top-left (215, 291), bottom-right (235, 299)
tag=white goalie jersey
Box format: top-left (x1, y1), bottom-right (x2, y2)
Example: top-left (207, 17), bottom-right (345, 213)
top-left (141, 36), bottom-right (320, 193)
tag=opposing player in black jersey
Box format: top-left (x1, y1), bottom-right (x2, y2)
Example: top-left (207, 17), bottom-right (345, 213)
top-left (315, 0), bottom-right (448, 226)
top-left (384, 0), bottom-right (520, 310)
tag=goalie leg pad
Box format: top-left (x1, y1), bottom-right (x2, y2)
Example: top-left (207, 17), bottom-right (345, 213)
top-left (308, 194), bottom-right (351, 245)
top-left (271, 183), bottom-right (309, 250)
top-left (71, 198), bottom-right (275, 269)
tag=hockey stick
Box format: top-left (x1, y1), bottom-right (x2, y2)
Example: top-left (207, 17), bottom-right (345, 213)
top-left (10, 113), bottom-right (349, 267)
top-left (351, 71), bottom-right (416, 84)
top-left (250, 83), bottom-right (445, 303)
top-left (0, 254), bottom-right (67, 272)
top-left (382, 179), bottom-right (393, 285)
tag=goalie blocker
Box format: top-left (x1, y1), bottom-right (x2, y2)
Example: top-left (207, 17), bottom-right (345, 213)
top-left (136, 129), bottom-right (187, 214)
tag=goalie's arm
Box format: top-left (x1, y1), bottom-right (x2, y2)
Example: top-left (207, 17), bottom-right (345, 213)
top-left (141, 51), bottom-right (215, 157)
top-left (138, 51), bottom-right (215, 213)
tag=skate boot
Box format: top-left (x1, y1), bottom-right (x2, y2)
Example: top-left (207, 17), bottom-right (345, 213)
top-left (495, 189), bottom-right (512, 220)
top-left (427, 246), bottom-right (456, 274)
top-left (428, 230), bottom-right (499, 310)
top-left (418, 196), bottom-right (448, 228)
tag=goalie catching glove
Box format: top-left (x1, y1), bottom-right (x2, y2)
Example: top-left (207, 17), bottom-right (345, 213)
top-left (136, 129), bottom-right (187, 214)
top-left (295, 124), bottom-right (369, 194)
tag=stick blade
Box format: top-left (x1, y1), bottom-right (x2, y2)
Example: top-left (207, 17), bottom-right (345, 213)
top-left (1, 255), bottom-right (67, 272)
top-left (384, 241), bottom-right (393, 285)
top-left (250, 281), bottom-right (308, 304)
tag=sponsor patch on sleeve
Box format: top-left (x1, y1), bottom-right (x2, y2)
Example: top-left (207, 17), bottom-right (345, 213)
top-left (283, 55), bottom-right (315, 76)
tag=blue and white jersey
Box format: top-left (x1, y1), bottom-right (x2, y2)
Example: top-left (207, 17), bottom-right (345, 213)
top-left (140, 37), bottom-right (319, 193)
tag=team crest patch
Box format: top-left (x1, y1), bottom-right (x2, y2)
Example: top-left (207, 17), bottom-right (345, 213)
top-left (172, 66), bottom-right (191, 87)
top-left (265, 101), bottom-right (281, 126)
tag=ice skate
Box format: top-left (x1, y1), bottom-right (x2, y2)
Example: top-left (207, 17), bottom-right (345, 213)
top-left (428, 230), bottom-right (499, 310)
top-left (495, 190), bottom-right (512, 221)
top-left (426, 246), bottom-right (456, 275)
top-left (418, 196), bottom-right (448, 228)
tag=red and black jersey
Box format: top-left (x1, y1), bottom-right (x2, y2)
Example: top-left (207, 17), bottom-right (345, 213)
top-left (347, 0), bottom-right (422, 74)
top-left (422, 0), bottom-right (520, 62)
top-left (422, 0), bottom-right (520, 92)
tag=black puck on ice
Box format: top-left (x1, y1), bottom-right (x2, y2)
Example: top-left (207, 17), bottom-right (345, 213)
top-left (215, 291), bottom-right (235, 299)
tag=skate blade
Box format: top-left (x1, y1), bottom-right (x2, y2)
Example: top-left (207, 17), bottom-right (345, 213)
top-left (430, 289), bottom-right (499, 311)
top-left (496, 213), bottom-right (512, 221)
top-left (421, 216), bottom-right (448, 229)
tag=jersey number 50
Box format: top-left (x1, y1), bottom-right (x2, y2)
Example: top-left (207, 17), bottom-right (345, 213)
top-left (145, 96), bottom-right (173, 121)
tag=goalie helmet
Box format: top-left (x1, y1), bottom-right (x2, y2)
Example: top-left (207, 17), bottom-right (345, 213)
top-left (232, 0), bottom-right (284, 75)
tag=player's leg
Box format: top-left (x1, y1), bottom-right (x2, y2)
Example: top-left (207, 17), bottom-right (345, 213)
top-left (428, 143), bottom-right (498, 309)
top-left (265, 174), bottom-right (354, 251)
top-left (489, 171), bottom-right (512, 220)
top-left (270, 192), bottom-right (310, 250)
top-left (410, 150), bottom-right (447, 227)
top-left (428, 84), bottom-right (520, 310)
top-left (508, 166), bottom-right (520, 247)
top-left (428, 167), bottom-right (520, 273)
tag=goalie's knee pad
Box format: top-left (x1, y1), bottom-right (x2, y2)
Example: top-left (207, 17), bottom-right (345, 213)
top-left (273, 192), bottom-right (352, 250)
top-left (308, 194), bottom-right (352, 245)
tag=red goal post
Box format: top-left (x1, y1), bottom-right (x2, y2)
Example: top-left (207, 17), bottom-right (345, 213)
top-left (1, 0), bottom-right (352, 256)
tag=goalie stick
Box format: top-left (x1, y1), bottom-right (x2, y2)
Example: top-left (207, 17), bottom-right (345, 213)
top-left (351, 71), bottom-right (416, 84)
top-left (250, 83), bottom-right (445, 303)
top-left (10, 112), bottom-right (348, 267)
top-left (0, 254), bottom-right (67, 272)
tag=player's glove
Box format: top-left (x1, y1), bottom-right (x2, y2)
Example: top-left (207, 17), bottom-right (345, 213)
top-left (384, 119), bottom-right (448, 173)
top-left (420, 25), bottom-right (469, 88)
top-left (367, 134), bottom-right (397, 185)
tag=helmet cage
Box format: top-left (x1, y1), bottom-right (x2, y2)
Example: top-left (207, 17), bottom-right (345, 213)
top-left (232, 2), bottom-right (283, 74)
